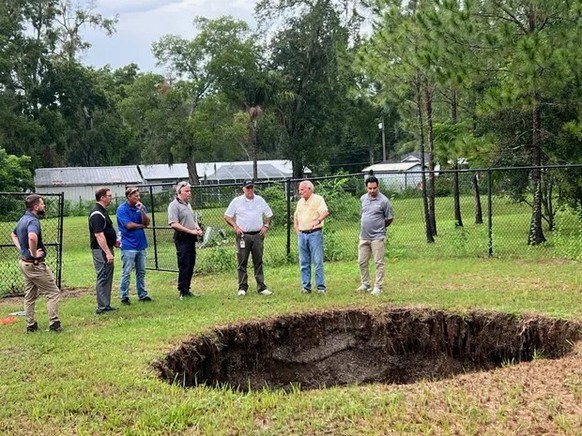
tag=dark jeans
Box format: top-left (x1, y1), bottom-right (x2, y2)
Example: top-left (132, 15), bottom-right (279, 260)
top-left (236, 233), bottom-right (267, 292)
top-left (174, 232), bottom-right (197, 293)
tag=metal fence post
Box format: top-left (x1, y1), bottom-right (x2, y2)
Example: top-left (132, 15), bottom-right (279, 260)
top-left (286, 178), bottom-right (292, 259)
top-left (487, 169), bottom-right (493, 257)
top-left (57, 192), bottom-right (64, 288)
top-left (148, 185), bottom-right (160, 269)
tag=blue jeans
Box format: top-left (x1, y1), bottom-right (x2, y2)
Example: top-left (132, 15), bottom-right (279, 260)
top-left (298, 231), bottom-right (326, 291)
top-left (119, 249), bottom-right (148, 300)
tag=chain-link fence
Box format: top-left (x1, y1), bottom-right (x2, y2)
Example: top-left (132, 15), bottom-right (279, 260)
top-left (135, 164), bottom-right (581, 274)
top-left (0, 192), bottom-right (64, 296)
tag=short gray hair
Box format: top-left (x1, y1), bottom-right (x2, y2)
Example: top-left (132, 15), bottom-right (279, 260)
top-left (299, 180), bottom-right (314, 191)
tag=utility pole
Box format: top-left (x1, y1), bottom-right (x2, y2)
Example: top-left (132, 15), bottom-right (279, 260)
top-left (378, 119), bottom-right (386, 162)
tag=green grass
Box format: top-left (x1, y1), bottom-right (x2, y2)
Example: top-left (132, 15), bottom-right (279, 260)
top-left (1, 201), bottom-right (582, 434)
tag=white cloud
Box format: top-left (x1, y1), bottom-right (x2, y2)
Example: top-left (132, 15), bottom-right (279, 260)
top-left (81, 0), bottom-right (256, 72)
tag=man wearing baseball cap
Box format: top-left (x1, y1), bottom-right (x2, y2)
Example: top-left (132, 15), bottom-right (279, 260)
top-left (224, 179), bottom-right (273, 296)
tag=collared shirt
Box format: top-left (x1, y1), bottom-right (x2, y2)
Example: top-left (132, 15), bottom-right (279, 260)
top-left (14, 211), bottom-right (45, 259)
top-left (168, 197), bottom-right (197, 230)
top-left (89, 203), bottom-right (117, 249)
top-left (225, 194), bottom-right (273, 232)
top-left (294, 194), bottom-right (328, 231)
top-left (360, 192), bottom-right (393, 240)
top-left (116, 201), bottom-right (148, 250)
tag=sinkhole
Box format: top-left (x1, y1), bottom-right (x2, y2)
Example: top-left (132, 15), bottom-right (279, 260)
top-left (153, 308), bottom-right (582, 391)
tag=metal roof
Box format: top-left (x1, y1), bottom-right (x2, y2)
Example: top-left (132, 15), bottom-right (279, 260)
top-left (35, 166), bottom-right (143, 187)
top-left (362, 162), bottom-right (423, 172)
top-left (207, 163), bottom-right (290, 181)
top-left (140, 160), bottom-right (302, 181)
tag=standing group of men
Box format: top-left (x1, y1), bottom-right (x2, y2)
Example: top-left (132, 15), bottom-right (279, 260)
top-left (88, 186), bottom-right (152, 315)
top-left (11, 174), bottom-right (392, 332)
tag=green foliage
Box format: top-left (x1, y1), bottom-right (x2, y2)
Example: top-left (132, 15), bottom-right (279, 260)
top-left (0, 148), bottom-right (33, 192)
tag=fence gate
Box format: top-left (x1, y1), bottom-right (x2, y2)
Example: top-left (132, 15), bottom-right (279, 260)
top-left (0, 192), bottom-right (64, 297)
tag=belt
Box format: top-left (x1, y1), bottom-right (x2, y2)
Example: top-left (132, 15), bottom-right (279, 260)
top-left (300, 227), bottom-right (322, 234)
top-left (244, 231), bottom-right (260, 235)
top-left (20, 258), bottom-right (44, 265)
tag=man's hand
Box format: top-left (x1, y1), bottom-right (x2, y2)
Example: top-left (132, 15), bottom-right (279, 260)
top-left (259, 225), bottom-right (269, 236)
top-left (105, 251), bottom-right (114, 265)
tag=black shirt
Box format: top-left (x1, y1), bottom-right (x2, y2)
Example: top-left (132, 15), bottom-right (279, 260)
top-left (89, 204), bottom-right (116, 249)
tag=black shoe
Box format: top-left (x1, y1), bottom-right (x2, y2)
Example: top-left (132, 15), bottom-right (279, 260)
top-left (26, 322), bottom-right (39, 333)
top-left (179, 290), bottom-right (200, 299)
top-left (121, 298), bottom-right (131, 305)
top-left (138, 296), bottom-right (152, 302)
top-left (301, 288), bottom-right (312, 294)
top-left (49, 321), bottom-right (62, 332)
top-left (96, 306), bottom-right (117, 314)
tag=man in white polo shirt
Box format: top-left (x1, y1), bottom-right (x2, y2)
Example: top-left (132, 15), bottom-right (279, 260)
top-left (224, 179), bottom-right (273, 297)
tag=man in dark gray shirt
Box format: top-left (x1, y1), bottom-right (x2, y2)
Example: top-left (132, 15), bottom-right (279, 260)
top-left (357, 175), bottom-right (393, 295)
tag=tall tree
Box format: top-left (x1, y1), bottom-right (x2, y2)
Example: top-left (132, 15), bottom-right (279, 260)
top-left (478, 0), bottom-right (582, 244)
top-left (152, 16), bottom-right (256, 184)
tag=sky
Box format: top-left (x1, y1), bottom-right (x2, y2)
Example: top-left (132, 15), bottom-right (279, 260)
top-left (81, 0), bottom-right (257, 72)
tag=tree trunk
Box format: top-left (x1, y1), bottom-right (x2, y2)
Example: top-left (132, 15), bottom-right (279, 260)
top-left (451, 90), bottom-right (463, 227)
top-left (472, 173), bottom-right (483, 224)
top-left (186, 154), bottom-right (200, 186)
top-left (417, 76), bottom-right (434, 243)
top-left (528, 102), bottom-right (546, 245)
top-left (424, 84), bottom-right (437, 237)
top-left (252, 118), bottom-right (258, 180)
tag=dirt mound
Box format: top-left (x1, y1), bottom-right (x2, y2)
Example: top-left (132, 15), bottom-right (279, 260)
top-left (153, 307), bottom-right (582, 391)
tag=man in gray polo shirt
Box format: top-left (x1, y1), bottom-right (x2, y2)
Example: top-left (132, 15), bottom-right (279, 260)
top-left (168, 181), bottom-right (203, 299)
top-left (224, 179), bottom-right (273, 297)
top-left (357, 174), bottom-right (393, 295)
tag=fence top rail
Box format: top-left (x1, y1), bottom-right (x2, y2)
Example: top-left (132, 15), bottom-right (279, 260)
top-left (126, 163), bottom-right (582, 191)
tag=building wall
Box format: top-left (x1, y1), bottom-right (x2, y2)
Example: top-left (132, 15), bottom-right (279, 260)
top-left (37, 184), bottom-right (129, 203)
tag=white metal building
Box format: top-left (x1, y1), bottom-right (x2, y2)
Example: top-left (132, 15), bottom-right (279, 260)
top-left (34, 166), bottom-right (143, 202)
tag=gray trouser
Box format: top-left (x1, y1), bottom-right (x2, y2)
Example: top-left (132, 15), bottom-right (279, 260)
top-left (92, 248), bottom-right (114, 310)
top-left (236, 233), bottom-right (267, 292)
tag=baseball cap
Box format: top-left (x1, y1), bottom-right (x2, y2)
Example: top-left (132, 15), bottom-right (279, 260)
top-left (242, 179), bottom-right (254, 188)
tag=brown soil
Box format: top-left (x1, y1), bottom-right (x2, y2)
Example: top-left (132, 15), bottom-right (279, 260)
top-left (153, 307), bottom-right (582, 392)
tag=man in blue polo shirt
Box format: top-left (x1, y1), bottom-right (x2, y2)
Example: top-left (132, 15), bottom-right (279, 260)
top-left (357, 174), bottom-right (393, 296)
top-left (116, 186), bottom-right (152, 304)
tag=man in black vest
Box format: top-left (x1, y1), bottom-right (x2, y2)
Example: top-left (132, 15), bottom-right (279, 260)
top-left (89, 187), bottom-right (119, 314)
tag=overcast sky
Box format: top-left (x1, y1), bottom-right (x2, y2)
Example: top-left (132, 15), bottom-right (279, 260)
top-left (81, 0), bottom-right (256, 72)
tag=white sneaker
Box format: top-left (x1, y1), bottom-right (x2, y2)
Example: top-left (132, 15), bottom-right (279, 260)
top-left (237, 289), bottom-right (247, 296)
top-left (356, 284), bottom-right (371, 292)
top-left (259, 289), bottom-right (272, 296)
top-left (370, 287), bottom-right (382, 296)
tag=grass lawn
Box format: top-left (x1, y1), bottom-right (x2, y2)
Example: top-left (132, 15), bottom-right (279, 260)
top-left (1, 253), bottom-right (582, 434)
top-left (1, 202), bottom-right (582, 434)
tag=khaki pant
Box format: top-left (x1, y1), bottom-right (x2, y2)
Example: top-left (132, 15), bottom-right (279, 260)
top-left (358, 239), bottom-right (385, 290)
top-left (19, 260), bottom-right (61, 327)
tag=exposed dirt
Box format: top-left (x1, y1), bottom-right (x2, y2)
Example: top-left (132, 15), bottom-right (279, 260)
top-left (153, 307), bottom-right (582, 392)
top-left (0, 287), bottom-right (91, 305)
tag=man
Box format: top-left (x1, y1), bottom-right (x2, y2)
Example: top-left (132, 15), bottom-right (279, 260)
top-left (224, 179), bottom-right (273, 297)
top-left (357, 175), bottom-right (394, 296)
top-left (116, 186), bottom-right (152, 304)
top-left (168, 181), bottom-right (203, 299)
top-left (11, 194), bottom-right (62, 332)
top-left (89, 187), bottom-right (119, 314)
top-left (293, 180), bottom-right (330, 293)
